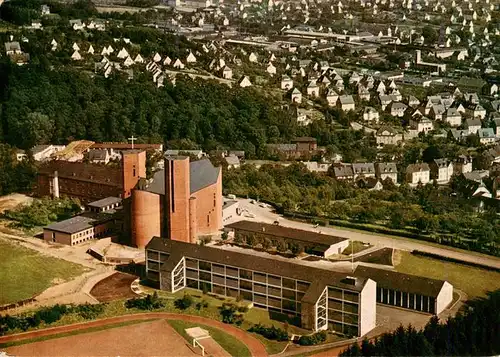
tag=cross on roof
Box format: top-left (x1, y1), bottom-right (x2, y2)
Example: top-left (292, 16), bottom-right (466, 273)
top-left (128, 136), bottom-right (137, 149)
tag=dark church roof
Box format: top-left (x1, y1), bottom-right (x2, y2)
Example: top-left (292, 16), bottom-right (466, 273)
top-left (145, 159), bottom-right (220, 195)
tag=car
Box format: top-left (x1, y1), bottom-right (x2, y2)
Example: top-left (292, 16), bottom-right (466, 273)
top-left (244, 213), bottom-right (255, 218)
top-left (273, 220), bottom-right (280, 225)
top-left (259, 203), bottom-right (266, 208)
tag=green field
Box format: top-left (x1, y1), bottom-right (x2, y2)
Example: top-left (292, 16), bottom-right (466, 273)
top-left (342, 241), bottom-right (371, 255)
top-left (167, 319), bottom-right (252, 357)
top-left (395, 250), bottom-right (500, 299)
top-left (0, 239), bottom-right (87, 305)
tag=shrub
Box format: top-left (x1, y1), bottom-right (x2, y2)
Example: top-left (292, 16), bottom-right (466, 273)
top-left (297, 331), bottom-right (328, 346)
top-left (220, 303), bottom-right (244, 325)
top-left (174, 294), bottom-right (193, 310)
top-left (248, 323), bottom-right (289, 341)
top-left (126, 292), bottom-right (165, 310)
top-left (196, 300), bottom-right (209, 311)
top-left (75, 303), bottom-right (105, 319)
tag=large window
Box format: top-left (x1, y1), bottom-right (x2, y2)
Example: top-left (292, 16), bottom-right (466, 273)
top-left (213, 264), bottom-right (225, 275)
top-left (282, 288), bottom-right (296, 300)
top-left (147, 250), bottom-right (159, 260)
top-left (328, 288), bottom-right (343, 300)
top-left (254, 283), bottom-right (267, 294)
top-left (187, 279), bottom-right (198, 289)
top-left (402, 292), bottom-right (409, 308)
top-left (199, 261), bottom-right (211, 272)
top-left (330, 310), bottom-right (343, 322)
top-left (148, 261), bottom-right (160, 271)
top-left (239, 269), bottom-right (252, 280)
top-left (186, 258), bottom-right (198, 269)
top-left (186, 269), bottom-right (198, 279)
top-left (240, 280), bottom-right (252, 291)
top-left (328, 299), bottom-right (343, 311)
top-left (159, 253), bottom-right (170, 262)
top-left (268, 286), bottom-right (281, 297)
top-left (226, 267), bottom-right (238, 277)
top-left (344, 302), bottom-right (358, 314)
top-left (254, 294), bottom-right (267, 305)
top-left (254, 272), bottom-right (266, 283)
top-left (282, 299), bottom-right (296, 312)
top-left (199, 271), bottom-right (211, 282)
top-left (344, 291), bottom-right (358, 303)
top-left (241, 290), bottom-right (252, 301)
top-left (268, 297), bottom-right (281, 308)
top-left (226, 277), bottom-right (238, 288)
top-left (283, 278), bottom-right (296, 290)
top-left (213, 274), bottom-right (225, 285)
top-left (297, 281), bottom-right (311, 292)
top-left (213, 285), bottom-right (225, 296)
top-left (268, 275), bottom-right (281, 287)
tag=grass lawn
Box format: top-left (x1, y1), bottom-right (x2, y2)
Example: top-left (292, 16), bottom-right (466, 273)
top-left (0, 319), bottom-right (156, 348)
top-left (342, 241), bottom-right (371, 255)
top-left (0, 239), bottom-right (87, 305)
top-left (167, 319), bottom-right (252, 357)
top-left (395, 250), bottom-right (500, 299)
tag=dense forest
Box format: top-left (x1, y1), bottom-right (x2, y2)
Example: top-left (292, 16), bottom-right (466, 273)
top-left (341, 290), bottom-right (500, 356)
top-left (223, 163), bottom-right (500, 255)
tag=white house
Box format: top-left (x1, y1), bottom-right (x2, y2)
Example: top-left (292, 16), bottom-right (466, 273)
top-left (186, 51), bottom-right (197, 63)
top-left (307, 81), bottom-right (319, 97)
top-left (281, 75), bottom-right (293, 90)
top-left (87, 45), bottom-right (94, 54)
top-left (389, 102), bottom-right (408, 117)
top-left (123, 56), bottom-right (134, 67)
top-left (363, 107), bottom-right (379, 122)
top-left (71, 50), bottom-right (82, 61)
top-left (465, 118), bottom-right (482, 135)
top-left (249, 52), bottom-right (258, 63)
top-left (163, 56), bottom-right (172, 66)
top-left (410, 117), bottom-right (434, 133)
top-left (266, 62), bottom-right (276, 75)
top-left (325, 88), bottom-right (339, 106)
top-left (238, 75), bottom-right (252, 88)
top-left (222, 66), bottom-right (233, 79)
top-left (406, 163), bottom-right (430, 186)
top-left (430, 159), bottom-right (454, 184)
top-left (173, 59), bottom-right (185, 69)
top-left (291, 88), bottom-right (302, 103)
top-left (338, 95), bottom-right (355, 111)
top-left (134, 54), bottom-right (144, 63)
top-left (153, 52), bottom-right (162, 62)
top-left (445, 108), bottom-right (462, 127)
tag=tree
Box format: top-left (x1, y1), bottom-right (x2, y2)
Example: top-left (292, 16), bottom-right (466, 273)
top-left (422, 26), bottom-right (438, 44)
top-left (174, 294), bottom-right (193, 310)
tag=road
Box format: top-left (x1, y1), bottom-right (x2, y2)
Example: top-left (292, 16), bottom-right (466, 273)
top-left (230, 199), bottom-right (500, 270)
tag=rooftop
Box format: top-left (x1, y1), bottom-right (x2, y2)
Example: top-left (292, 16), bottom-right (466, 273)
top-left (147, 237), bottom-right (368, 293)
top-left (44, 216), bottom-right (95, 234)
top-left (355, 266), bottom-right (449, 298)
top-left (88, 196), bottom-right (122, 208)
top-left (225, 220), bottom-right (348, 247)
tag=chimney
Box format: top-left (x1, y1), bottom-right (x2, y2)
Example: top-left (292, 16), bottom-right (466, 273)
top-left (52, 171), bottom-right (60, 199)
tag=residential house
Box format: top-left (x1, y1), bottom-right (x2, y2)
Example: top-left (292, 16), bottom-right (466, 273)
top-left (69, 19), bottom-right (85, 31)
top-left (307, 81), bottom-right (319, 97)
top-left (281, 75), bottom-right (293, 90)
top-left (478, 128), bottom-right (496, 145)
top-left (448, 129), bottom-right (468, 143)
top-left (379, 95), bottom-right (393, 110)
top-left (173, 59), bottom-right (185, 69)
top-left (465, 118), bottom-right (482, 135)
top-left (325, 88), bottom-right (339, 106)
top-left (464, 92), bottom-right (479, 104)
top-left (186, 51), bottom-right (197, 63)
top-left (221, 66), bottom-right (233, 79)
top-left (375, 162), bottom-right (398, 183)
top-left (388, 102), bottom-right (408, 117)
top-left (430, 104), bottom-right (446, 121)
top-left (4, 42), bottom-right (21, 55)
top-left (249, 52), bottom-right (258, 63)
top-left (291, 88), bottom-right (302, 104)
top-left (333, 165), bottom-right (354, 180)
top-left (454, 155), bottom-right (472, 174)
top-left (358, 85), bottom-right (370, 101)
top-left (224, 155), bottom-right (240, 169)
top-left (492, 117), bottom-right (500, 137)
top-left (410, 116), bottom-right (434, 133)
top-left (266, 62), bottom-right (276, 75)
top-left (41, 4), bottom-right (50, 15)
top-left (352, 163), bottom-right (376, 180)
top-left (363, 107), bottom-right (379, 122)
top-left (71, 50), bottom-right (82, 61)
top-left (292, 137), bottom-right (317, 152)
top-left (31, 145), bottom-right (66, 161)
top-left (473, 104), bottom-right (487, 120)
top-left (87, 149), bottom-right (111, 164)
top-left (376, 126), bottom-right (403, 147)
top-left (406, 163), bottom-right (431, 186)
top-left (445, 107), bottom-right (462, 127)
top-left (238, 76), bottom-right (252, 88)
top-left (338, 95), bottom-right (355, 111)
top-left (430, 159), bottom-right (454, 184)
top-left (407, 95), bottom-right (420, 108)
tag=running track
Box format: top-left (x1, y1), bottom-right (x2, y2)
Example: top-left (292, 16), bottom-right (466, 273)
top-left (0, 313), bottom-right (268, 357)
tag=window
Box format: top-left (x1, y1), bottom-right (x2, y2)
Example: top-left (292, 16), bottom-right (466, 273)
top-left (282, 278), bottom-right (296, 290)
top-left (147, 251), bottom-right (159, 260)
top-left (344, 291), bottom-right (358, 303)
top-left (199, 261), bottom-right (211, 271)
top-left (254, 283), bottom-right (267, 294)
top-left (186, 269), bottom-right (198, 279)
top-left (254, 294), bottom-right (267, 305)
top-left (226, 267), bottom-right (238, 277)
top-left (213, 274), bottom-right (225, 285)
top-left (402, 292), bottom-right (408, 308)
top-left (226, 277), bottom-right (238, 288)
top-left (268, 297), bottom-right (281, 308)
top-left (388, 290), bottom-right (395, 305)
top-left (344, 302), bottom-right (358, 314)
top-left (186, 258), bottom-right (198, 269)
top-left (254, 273), bottom-right (266, 283)
top-left (241, 290), bottom-right (252, 301)
top-left (268, 286), bottom-right (281, 297)
top-left (422, 295), bottom-right (429, 312)
top-left (133, 166), bottom-right (136, 177)
top-left (239, 269), bottom-right (252, 280)
top-left (199, 271), bottom-right (211, 282)
top-left (328, 288), bottom-right (343, 300)
top-left (212, 264), bottom-right (225, 275)
top-left (187, 279), bottom-right (198, 289)
top-left (213, 285), bottom-right (225, 296)
top-left (282, 288), bottom-right (295, 300)
top-left (328, 299), bottom-right (343, 311)
top-left (240, 280), bottom-right (252, 291)
top-left (207, 215), bottom-right (210, 225)
top-left (282, 299), bottom-right (296, 312)
top-left (267, 275), bottom-right (281, 287)
top-left (200, 281), bottom-right (212, 293)
top-left (330, 310), bottom-right (343, 322)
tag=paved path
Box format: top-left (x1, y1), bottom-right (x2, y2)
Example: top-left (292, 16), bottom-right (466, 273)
top-left (232, 199), bottom-right (500, 270)
top-left (0, 313), bottom-right (268, 357)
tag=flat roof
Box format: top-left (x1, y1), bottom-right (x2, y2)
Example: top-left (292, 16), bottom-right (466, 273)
top-left (88, 197), bottom-right (122, 208)
top-left (354, 266), bottom-right (448, 298)
top-left (147, 237), bottom-right (368, 293)
top-left (226, 221), bottom-right (348, 247)
top-left (44, 216), bottom-right (95, 234)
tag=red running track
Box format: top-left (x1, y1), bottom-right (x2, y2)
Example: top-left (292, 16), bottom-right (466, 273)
top-left (0, 313), bottom-right (268, 357)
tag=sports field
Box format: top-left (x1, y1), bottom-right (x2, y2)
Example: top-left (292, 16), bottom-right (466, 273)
top-left (0, 239), bottom-right (85, 305)
top-left (5, 320), bottom-right (203, 356)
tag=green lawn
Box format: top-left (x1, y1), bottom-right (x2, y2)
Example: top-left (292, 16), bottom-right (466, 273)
top-left (342, 241), bottom-right (371, 255)
top-left (167, 319), bottom-right (252, 357)
top-left (0, 239), bottom-right (87, 305)
top-left (395, 250), bottom-right (500, 299)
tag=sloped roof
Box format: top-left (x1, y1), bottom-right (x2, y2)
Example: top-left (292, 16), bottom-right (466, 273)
top-left (145, 159), bottom-right (220, 195)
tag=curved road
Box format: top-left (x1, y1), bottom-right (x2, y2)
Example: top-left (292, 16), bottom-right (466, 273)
top-left (0, 313), bottom-right (268, 357)
top-left (233, 199), bottom-right (500, 270)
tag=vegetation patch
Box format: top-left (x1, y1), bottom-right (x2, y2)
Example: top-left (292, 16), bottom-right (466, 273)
top-left (0, 239), bottom-right (86, 305)
top-left (167, 319), bottom-right (252, 357)
top-left (395, 250), bottom-right (500, 299)
top-left (354, 248), bottom-right (393, 265)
